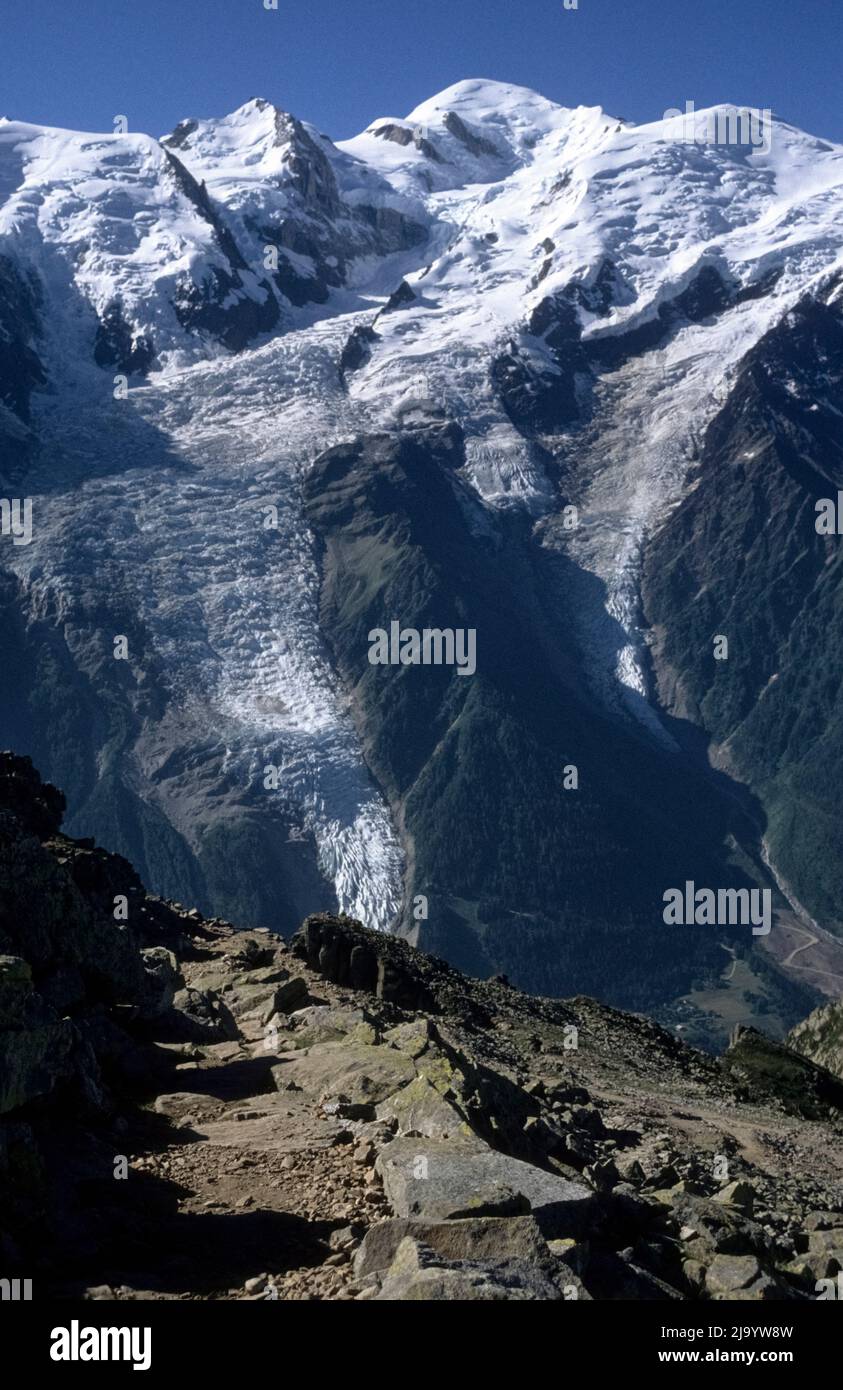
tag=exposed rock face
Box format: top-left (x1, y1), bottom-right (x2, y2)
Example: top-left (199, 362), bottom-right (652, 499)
top-left (0, 752), bottom-right (201, 1263)
top-left (642, 280), bottom-right (843, 933)
top-left (443, 110), bottom-right (503, 160)
top-left (271, 112), bottom-right (342, 218)
top-left (253, 110), bottom-right (428, 308)
top-left (162, 149), bottom-right (281, 351)
top-left (373, 122), bottom-right (443, 163)
top-left (0, 755), bottom-right (146, 1000)
top-left (0, 256), bottom-right (45, 424)
top-left (162, 119), bottom-right (198, 151)
top-left (491, 291), bottom-right (586, 434)
top-left (491, 264), bottom-right (759, 438)
top-left (339, 324), bottom-right (380, 376)
top-left (171, 263), bottom-right (279, 352)
top-left (378, 279), bottom-right (417, 316)
top-left (721, 1024), bottom-right (843, 1120)
top-left (0, 954), bottom-right (78, 1114)
top-left (788, 1001), bottom-right (843, 1081)
top-left (93, 300), bottom-right (156, 376)
top-left (0, 256), bottom-right (43, 488)
top-left (1, 753), bottom-right (841, 1301)
top-left (292, 913), bottom-right (439, 1013)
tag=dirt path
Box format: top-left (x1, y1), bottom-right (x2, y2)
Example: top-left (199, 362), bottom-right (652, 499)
top-left (719, 943), bottom-right (738, 981)
top-left (783, 924), bottom-right (820, 969)
top-left (763, 913), bottom-right (843, 997)
top-left (50, 936), bottom-right (395, 1302)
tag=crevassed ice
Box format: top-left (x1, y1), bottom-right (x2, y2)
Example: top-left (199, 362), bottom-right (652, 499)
top-left (10, 317), bottom-right (407, 932)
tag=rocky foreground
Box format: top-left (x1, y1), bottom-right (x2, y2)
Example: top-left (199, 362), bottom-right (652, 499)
top-left (2, 753), bottom-right (843, 1301)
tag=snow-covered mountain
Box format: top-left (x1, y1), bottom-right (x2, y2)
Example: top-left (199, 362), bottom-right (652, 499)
top-left (2, 79), bottom-right (843, 1022)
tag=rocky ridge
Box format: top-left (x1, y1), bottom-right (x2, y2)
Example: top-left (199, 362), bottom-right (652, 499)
top-left (1, 752), bottom-right (842, 1301)
top-left (788, 1000), bottom-right (843, 1083)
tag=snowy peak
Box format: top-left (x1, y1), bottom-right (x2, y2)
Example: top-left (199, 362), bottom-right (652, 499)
top-left (163, 98), bottom-right (335, 201)
top-left (0, 115), bottom-right (280, 378)
top-left (343, 105), bottom-right (518, 193)
top-left (162, 96), bottom-right (418, 221)
top-left (157, 100), bottom-right (431, 326)
top-left (407, 77), bottom-right (572, 152)
top-left (341, 79), bottom-right (617, 195)
top-left (362, 88), bottom-right (843, 351)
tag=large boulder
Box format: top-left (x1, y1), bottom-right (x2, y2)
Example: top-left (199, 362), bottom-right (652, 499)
top-left (137, 947), bottom-right (182, 1020)
top-left (370, 1234), bottom-right (564, 1301)
top-left (274, 1039), bottom-right (416, 1106)
top-left (376, 1135), bottom-right (595, 1236)
top-left (376, 1075), bottom-right (472, 1140)
top-left (354, 1213), bottom-right (554, 1279)
top-left (161, 986), bottom-right (239, 1043)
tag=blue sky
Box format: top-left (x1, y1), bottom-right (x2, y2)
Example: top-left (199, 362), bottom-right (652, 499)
top-left (2, 0), bottom-right (841, 142)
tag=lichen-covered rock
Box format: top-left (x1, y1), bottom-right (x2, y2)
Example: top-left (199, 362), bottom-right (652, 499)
top-left (376, 1134), bottom-right (593, 1235)
top-left (276, 1038), bottom-right (416, 1107)
top-left (137, 948), bottom-right (182, 1019)
top-left (376, 1074), bottom-right (472, 1140)
top-left (705, 1253), bottom-right (762, 1295)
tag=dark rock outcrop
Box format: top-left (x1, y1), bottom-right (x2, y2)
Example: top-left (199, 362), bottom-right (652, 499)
top-left (788, 1000), bottom-right (843, 1081)
top-left (642, 281), bottom-right (843, 931)
top-left (722, 1024), bottom-right (843, 1120)
top-left (339, 324), bottom-right (380, 376)
top-left (163, 149), bottom-right (281, 351)
top-left (379, 280), bottom-right (417, 315)
top-left (443, 110), bottom-right (502, 160)
top-left (0, 255), bottom-right (46, 424)
top-left (373, 122), bottom-right (443, 163)
top-left (94, 300), bottom-right (156, 376)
